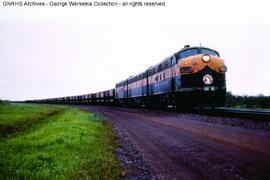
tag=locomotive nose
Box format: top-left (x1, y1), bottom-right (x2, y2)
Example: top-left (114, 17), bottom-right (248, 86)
top-left (179, 54), bottom-right (225, 75)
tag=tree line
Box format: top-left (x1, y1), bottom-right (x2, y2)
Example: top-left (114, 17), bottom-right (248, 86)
top-left (226, 92), bottom-right (270, 109)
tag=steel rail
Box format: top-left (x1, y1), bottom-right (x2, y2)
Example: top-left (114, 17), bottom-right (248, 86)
top-left (192, 107), bottom-right (270, 121)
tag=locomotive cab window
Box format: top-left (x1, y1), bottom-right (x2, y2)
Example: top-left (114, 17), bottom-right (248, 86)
top-left (201, 48), bottom-right (219, 57)
top-left (180, 49), bottom-right (199, 59)
top-left (171, 56), bottom-right (176, 65)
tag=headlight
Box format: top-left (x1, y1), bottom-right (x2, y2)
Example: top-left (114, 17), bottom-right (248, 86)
top-left (202, 54), bottom-right (210, 62)
top-left (220, 65), bottom-right (227, 72)
top-left (180, 66), bottom-right (193, 73)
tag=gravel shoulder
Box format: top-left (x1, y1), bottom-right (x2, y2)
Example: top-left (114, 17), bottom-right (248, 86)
top-left (113, 124), bottom-right (158, 180)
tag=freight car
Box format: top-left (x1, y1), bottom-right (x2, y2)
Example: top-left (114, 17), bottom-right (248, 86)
top-left (29, 45), bottom-right (227, 108)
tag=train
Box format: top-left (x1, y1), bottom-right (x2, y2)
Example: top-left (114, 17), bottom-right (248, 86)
top-left (29, 45), bottom-right (227, 108)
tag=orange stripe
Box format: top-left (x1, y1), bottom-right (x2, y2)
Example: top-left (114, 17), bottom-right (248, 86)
top-left (178, 54), bottom-right (225, 75)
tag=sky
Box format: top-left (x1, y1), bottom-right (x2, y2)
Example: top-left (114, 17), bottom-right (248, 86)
top-left (0, 0), bottom-right (270, 101)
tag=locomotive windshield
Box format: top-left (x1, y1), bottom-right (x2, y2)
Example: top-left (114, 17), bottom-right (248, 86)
top-left (177, 47), bottom-right (220, 60)
top-left (179, 49), bottom-right (199, 59)
top-left (201, 48), bottom-right (219, 57)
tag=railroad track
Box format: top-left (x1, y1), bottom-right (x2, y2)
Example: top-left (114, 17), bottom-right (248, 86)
top-left (194, 107), bottom-right (270, 121)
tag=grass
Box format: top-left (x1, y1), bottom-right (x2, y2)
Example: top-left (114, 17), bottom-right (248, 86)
top-left (0, 103), bottom-right (121, 179)
top-left (0, 103), bottom-right (63, 137)
top-left (0, 103), bottom-right (61, 125)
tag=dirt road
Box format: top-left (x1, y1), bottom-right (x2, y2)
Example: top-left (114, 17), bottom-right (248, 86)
top-left (77, 106), bottom-right (270, 180)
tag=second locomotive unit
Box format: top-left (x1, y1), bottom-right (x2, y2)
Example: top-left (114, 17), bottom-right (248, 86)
top-left (115, 45), bottom-right (227, 108)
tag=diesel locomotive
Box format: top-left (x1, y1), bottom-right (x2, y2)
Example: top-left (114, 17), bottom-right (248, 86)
top-left (30, 45), bottom-right (227, 108)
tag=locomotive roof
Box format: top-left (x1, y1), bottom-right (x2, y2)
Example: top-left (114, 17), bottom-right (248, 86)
top-left (176, 46), bottom-right (219, 55)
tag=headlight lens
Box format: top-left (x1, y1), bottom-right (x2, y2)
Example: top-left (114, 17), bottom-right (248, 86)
top-left (202, 54), bottom-right (210, 62)
top-left (180, 66), bottom-right (193, 73)
top-left (220, 65), bottom-right (227, 72)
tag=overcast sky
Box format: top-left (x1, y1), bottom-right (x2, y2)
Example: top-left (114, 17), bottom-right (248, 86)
top-left (0, 0), bottom-right (269, 101)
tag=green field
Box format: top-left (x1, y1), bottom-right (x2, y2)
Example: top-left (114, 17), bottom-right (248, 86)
top-left (0, 103), bottom-right (120, 179)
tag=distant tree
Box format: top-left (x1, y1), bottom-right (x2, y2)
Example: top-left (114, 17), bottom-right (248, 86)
top-left (0, 99), bottom-right (10, 106)
top-left (225, 92), bottom-right (270, 109)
